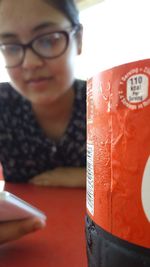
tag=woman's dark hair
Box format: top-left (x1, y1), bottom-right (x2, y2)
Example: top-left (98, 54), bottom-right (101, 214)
top-left (44, 0), bottom-right (80, 26)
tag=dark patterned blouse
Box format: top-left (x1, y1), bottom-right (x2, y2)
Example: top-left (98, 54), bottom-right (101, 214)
top-left (0, 79), bottom-right (86, 183)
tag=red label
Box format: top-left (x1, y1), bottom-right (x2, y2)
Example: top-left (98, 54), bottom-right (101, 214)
top-left (87, 58), bottom-right (150, 248)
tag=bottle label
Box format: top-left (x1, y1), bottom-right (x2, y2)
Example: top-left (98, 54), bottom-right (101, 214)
top-left (87, 58), bottom-right (150, 248)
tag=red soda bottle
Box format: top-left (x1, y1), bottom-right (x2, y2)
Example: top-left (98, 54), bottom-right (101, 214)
top-left (86, 58), bottom-right (150, 266)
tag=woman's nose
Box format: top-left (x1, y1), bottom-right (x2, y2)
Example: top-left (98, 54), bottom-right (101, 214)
top-left (22, 48), bottom-right (44, 69)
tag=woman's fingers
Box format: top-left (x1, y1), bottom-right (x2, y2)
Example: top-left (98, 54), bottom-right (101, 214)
top-left (0, 217), bottom-right (46, 244)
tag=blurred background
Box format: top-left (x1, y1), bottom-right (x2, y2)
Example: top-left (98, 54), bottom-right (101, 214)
top-left (0, 0), bottom-right (150, 82)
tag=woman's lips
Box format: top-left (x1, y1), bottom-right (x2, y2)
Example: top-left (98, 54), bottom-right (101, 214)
top-left (25, 77), bottom-right (52, 89)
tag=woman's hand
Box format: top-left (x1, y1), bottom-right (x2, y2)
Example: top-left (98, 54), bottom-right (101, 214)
top-left (0, 217), bottom-right (46, 245)
top-left (30, 167), bottom-right (86, 188)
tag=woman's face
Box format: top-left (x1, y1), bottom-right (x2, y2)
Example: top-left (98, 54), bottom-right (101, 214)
top-left (0, 0), bottom-right (82, 104)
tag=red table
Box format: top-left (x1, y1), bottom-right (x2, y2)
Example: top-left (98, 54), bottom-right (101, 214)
top-left (0, 183), bottom-right (88, 267)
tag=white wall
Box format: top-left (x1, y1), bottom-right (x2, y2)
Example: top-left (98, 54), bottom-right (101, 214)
top-left (76, 0), bottom-right (150, 79)
top-left (0, 55), bottom-right (10, 82)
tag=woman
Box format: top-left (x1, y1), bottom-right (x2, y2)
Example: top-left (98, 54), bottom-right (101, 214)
top-left (0, 0), bottom-right (86, 243)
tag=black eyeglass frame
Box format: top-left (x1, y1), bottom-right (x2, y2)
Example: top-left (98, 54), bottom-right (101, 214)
top-left (0, 25), bottom-right (80, 68)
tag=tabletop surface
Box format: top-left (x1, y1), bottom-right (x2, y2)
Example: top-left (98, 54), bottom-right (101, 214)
top-left (0, 182), bottom-right (87, 267)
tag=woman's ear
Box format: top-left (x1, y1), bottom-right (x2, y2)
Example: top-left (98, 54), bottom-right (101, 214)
top-left (76, 24), bottom-right (83, 55)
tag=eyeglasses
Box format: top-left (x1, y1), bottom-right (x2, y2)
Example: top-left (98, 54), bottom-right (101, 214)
top-left (0, 26), bottom-right (79, 68)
